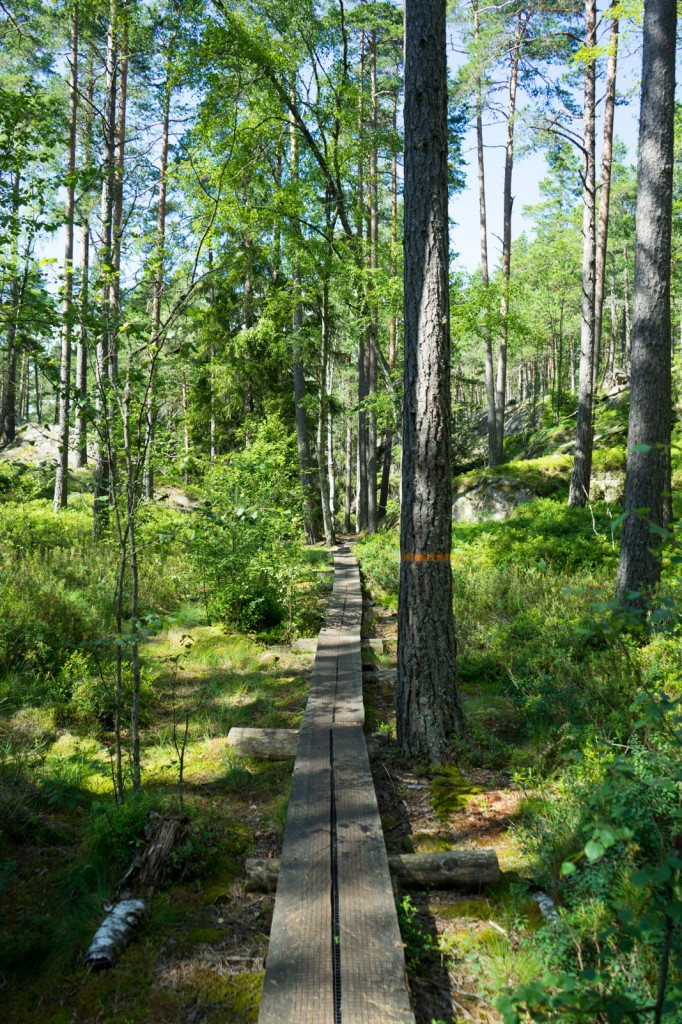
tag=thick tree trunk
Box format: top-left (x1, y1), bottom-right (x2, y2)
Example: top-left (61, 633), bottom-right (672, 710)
top-left (593, 7), bottom-right (619, 392)
top-left (397, 0), bottom-right (465, 761)
top-left (568, 0), bottom-right (597, 508)
top-left (616, 0), bottom-right (675, 600)
top-left (493, 11), bottom-right (525, 466)
top-left (54, 2), bottom-right (78, 510)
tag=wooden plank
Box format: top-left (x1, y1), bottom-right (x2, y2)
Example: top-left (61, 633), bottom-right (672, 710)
top-left (334, 725), bottom-right (415, 1024)
top-left (258, 724), bottom-right (334, 1024)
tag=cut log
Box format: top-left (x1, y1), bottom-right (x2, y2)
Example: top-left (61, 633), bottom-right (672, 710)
top-left (226, 727), bottom-right (298, 760)
top-left (388, 850), bottom-right (500, 889)
top-left (361, 638), bottom-right (384, 654)
top-left (245, 848), bottom-right (499, 892)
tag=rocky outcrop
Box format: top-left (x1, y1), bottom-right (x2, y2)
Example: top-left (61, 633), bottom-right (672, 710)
top-left (452, 475), bottom-right (537, 523)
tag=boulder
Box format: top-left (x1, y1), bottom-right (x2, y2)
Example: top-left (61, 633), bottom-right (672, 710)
top-left (452, 476), bottom-right (536, 523)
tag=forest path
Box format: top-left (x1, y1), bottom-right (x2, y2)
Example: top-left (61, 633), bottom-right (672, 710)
top-left (258, 545), bottom-right (415, 1024)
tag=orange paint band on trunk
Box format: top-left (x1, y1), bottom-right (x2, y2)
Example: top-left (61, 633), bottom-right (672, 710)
top-left (400, 551), bottom-right (451, 562)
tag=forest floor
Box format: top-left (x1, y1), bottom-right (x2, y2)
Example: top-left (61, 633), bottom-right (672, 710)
top-left (1, 552), bottom-right (539, 1024)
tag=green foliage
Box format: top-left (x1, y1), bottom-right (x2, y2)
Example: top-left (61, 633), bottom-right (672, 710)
top-left (189, 417), bottom-right (315, 633)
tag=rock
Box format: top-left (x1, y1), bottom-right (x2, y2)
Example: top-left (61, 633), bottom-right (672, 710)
top-left (291, 638), bottom-right (317, 653)
top-left (591, 470), bottom-right (625, 504)
top-left (258, 651), bottom-right (280, 667)
top-left (452, 475), bottom-right (536, 523)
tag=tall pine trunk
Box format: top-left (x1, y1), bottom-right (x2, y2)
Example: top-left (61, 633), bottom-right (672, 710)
top-left (493, 11), bottom-right (525, 466)
top-left (593, 5), bottom-right (619, 391)
top-left (473, 0), bottom-right (497, 467)
top-left (568, 0), bottom-right (597, 508)
top-left (378, 78), bottom-right (399, 521)
top-left (398, 0), bottom-right (465, 761)
top-left (54, 1), bottom-right (79, 509)
top-left (616, 0), bottom-right (675, 600)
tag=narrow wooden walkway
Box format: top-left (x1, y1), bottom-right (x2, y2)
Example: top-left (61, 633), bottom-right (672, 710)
top-left (258, 546), bottom-right (415, 1024)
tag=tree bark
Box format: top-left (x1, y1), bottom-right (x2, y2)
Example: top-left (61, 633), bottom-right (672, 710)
top-left (1, 169), bottom-right (22, 446)
top-left (616, 0), bottom-right (675, 600)
top-left (289, 100), bottom-right (322, 543)
top-left (93, 0), bottom-right (118, 536)
top-left (54, 1), bottom-right (78, 510)
top-left (75, 56), bottom-right (94, 468)
top-left (398, 0), bottom-right (465, 761)
top-left (318, 279), bottom-right (336, 546)
top-left (344, 417), bottom-right (353, 533)
top-left (365, 28), bottom-right (379, 534)
top-left (356, 30), bottom-right (368, 533)
top-left (378, 79), bottom-right (399, 521)
top-left (143, 72), bottom-right (171, 500)
top-left (473, 0), bottom-right (498, 468)
top-left (568, 0), bottom-right (597, 508)
top-left (592, 6), bottom-right (619, 392)
top-left (108, 15), bottom-right (128, 384)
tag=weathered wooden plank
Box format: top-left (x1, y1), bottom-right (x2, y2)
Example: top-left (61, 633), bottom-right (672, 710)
top-left (334, 725), bottom-right (414, 1024)
top-left (258, 724), bottom-right (334, 1024)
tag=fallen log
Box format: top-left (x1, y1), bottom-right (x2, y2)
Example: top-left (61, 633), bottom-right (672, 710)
top-left (85, 899), bottom-right (147, 969)
top-left (226, 727), bottom-right (299, 760)
top-left (245, 849), bottom-right (500, 892)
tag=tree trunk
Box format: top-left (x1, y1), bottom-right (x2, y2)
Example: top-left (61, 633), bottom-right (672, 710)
top-left (473, 0), bottom-right (497, 467)
top-left (344, 418), bottom-right (353, 533)
top-left (75, 56), bottom-right (94, 469)
top-left (493, 11), bottom-right (525, 466)
top-left (289, 101), bottom-right (322, 544)
top-left (365, 28), bottom-right (379, 534)
top-left (93, 0), bottom-right (118, 536)
top-left (318, 280), bottom-right (336, 546)
top-left (616, 0), bottom-right (675, 600)
top-left (356, 31), bottom-right (368, 533)
top-left (109, 16), bottom-right (128, 384)
top-left (1, 168), bottom-right (22, 447)
top-left (623, 244), bottom-right (631, 366)
top-left (143, 75), bottom-right (171, 501)
top-left (54, 1), bottom-right (79, 510)
top-left (398, 0), bottom-right (465, 761)
top-left (378, 81), bottom-right (399, 521)
top-left (592, 6), bottom-right (619, 392)
top-left (568, 0), bottom-right (597, 509)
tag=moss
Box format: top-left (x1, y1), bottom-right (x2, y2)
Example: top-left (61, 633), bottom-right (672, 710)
top-left (407, 832), bottom-right (453, 854)
top-left (186, 927), bottom-right (225, 944)
top-left (430, 766), bottom-right (483, 822)
top-left (190, 968), bottom-right (263, 1021)
top-left (429, 897), bottom-right (491, 920)
top-left (199, 856), bottom-right (242, 903)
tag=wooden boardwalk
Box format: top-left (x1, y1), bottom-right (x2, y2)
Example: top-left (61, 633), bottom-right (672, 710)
top-left (258, 547), bottom-right (415, 1024)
